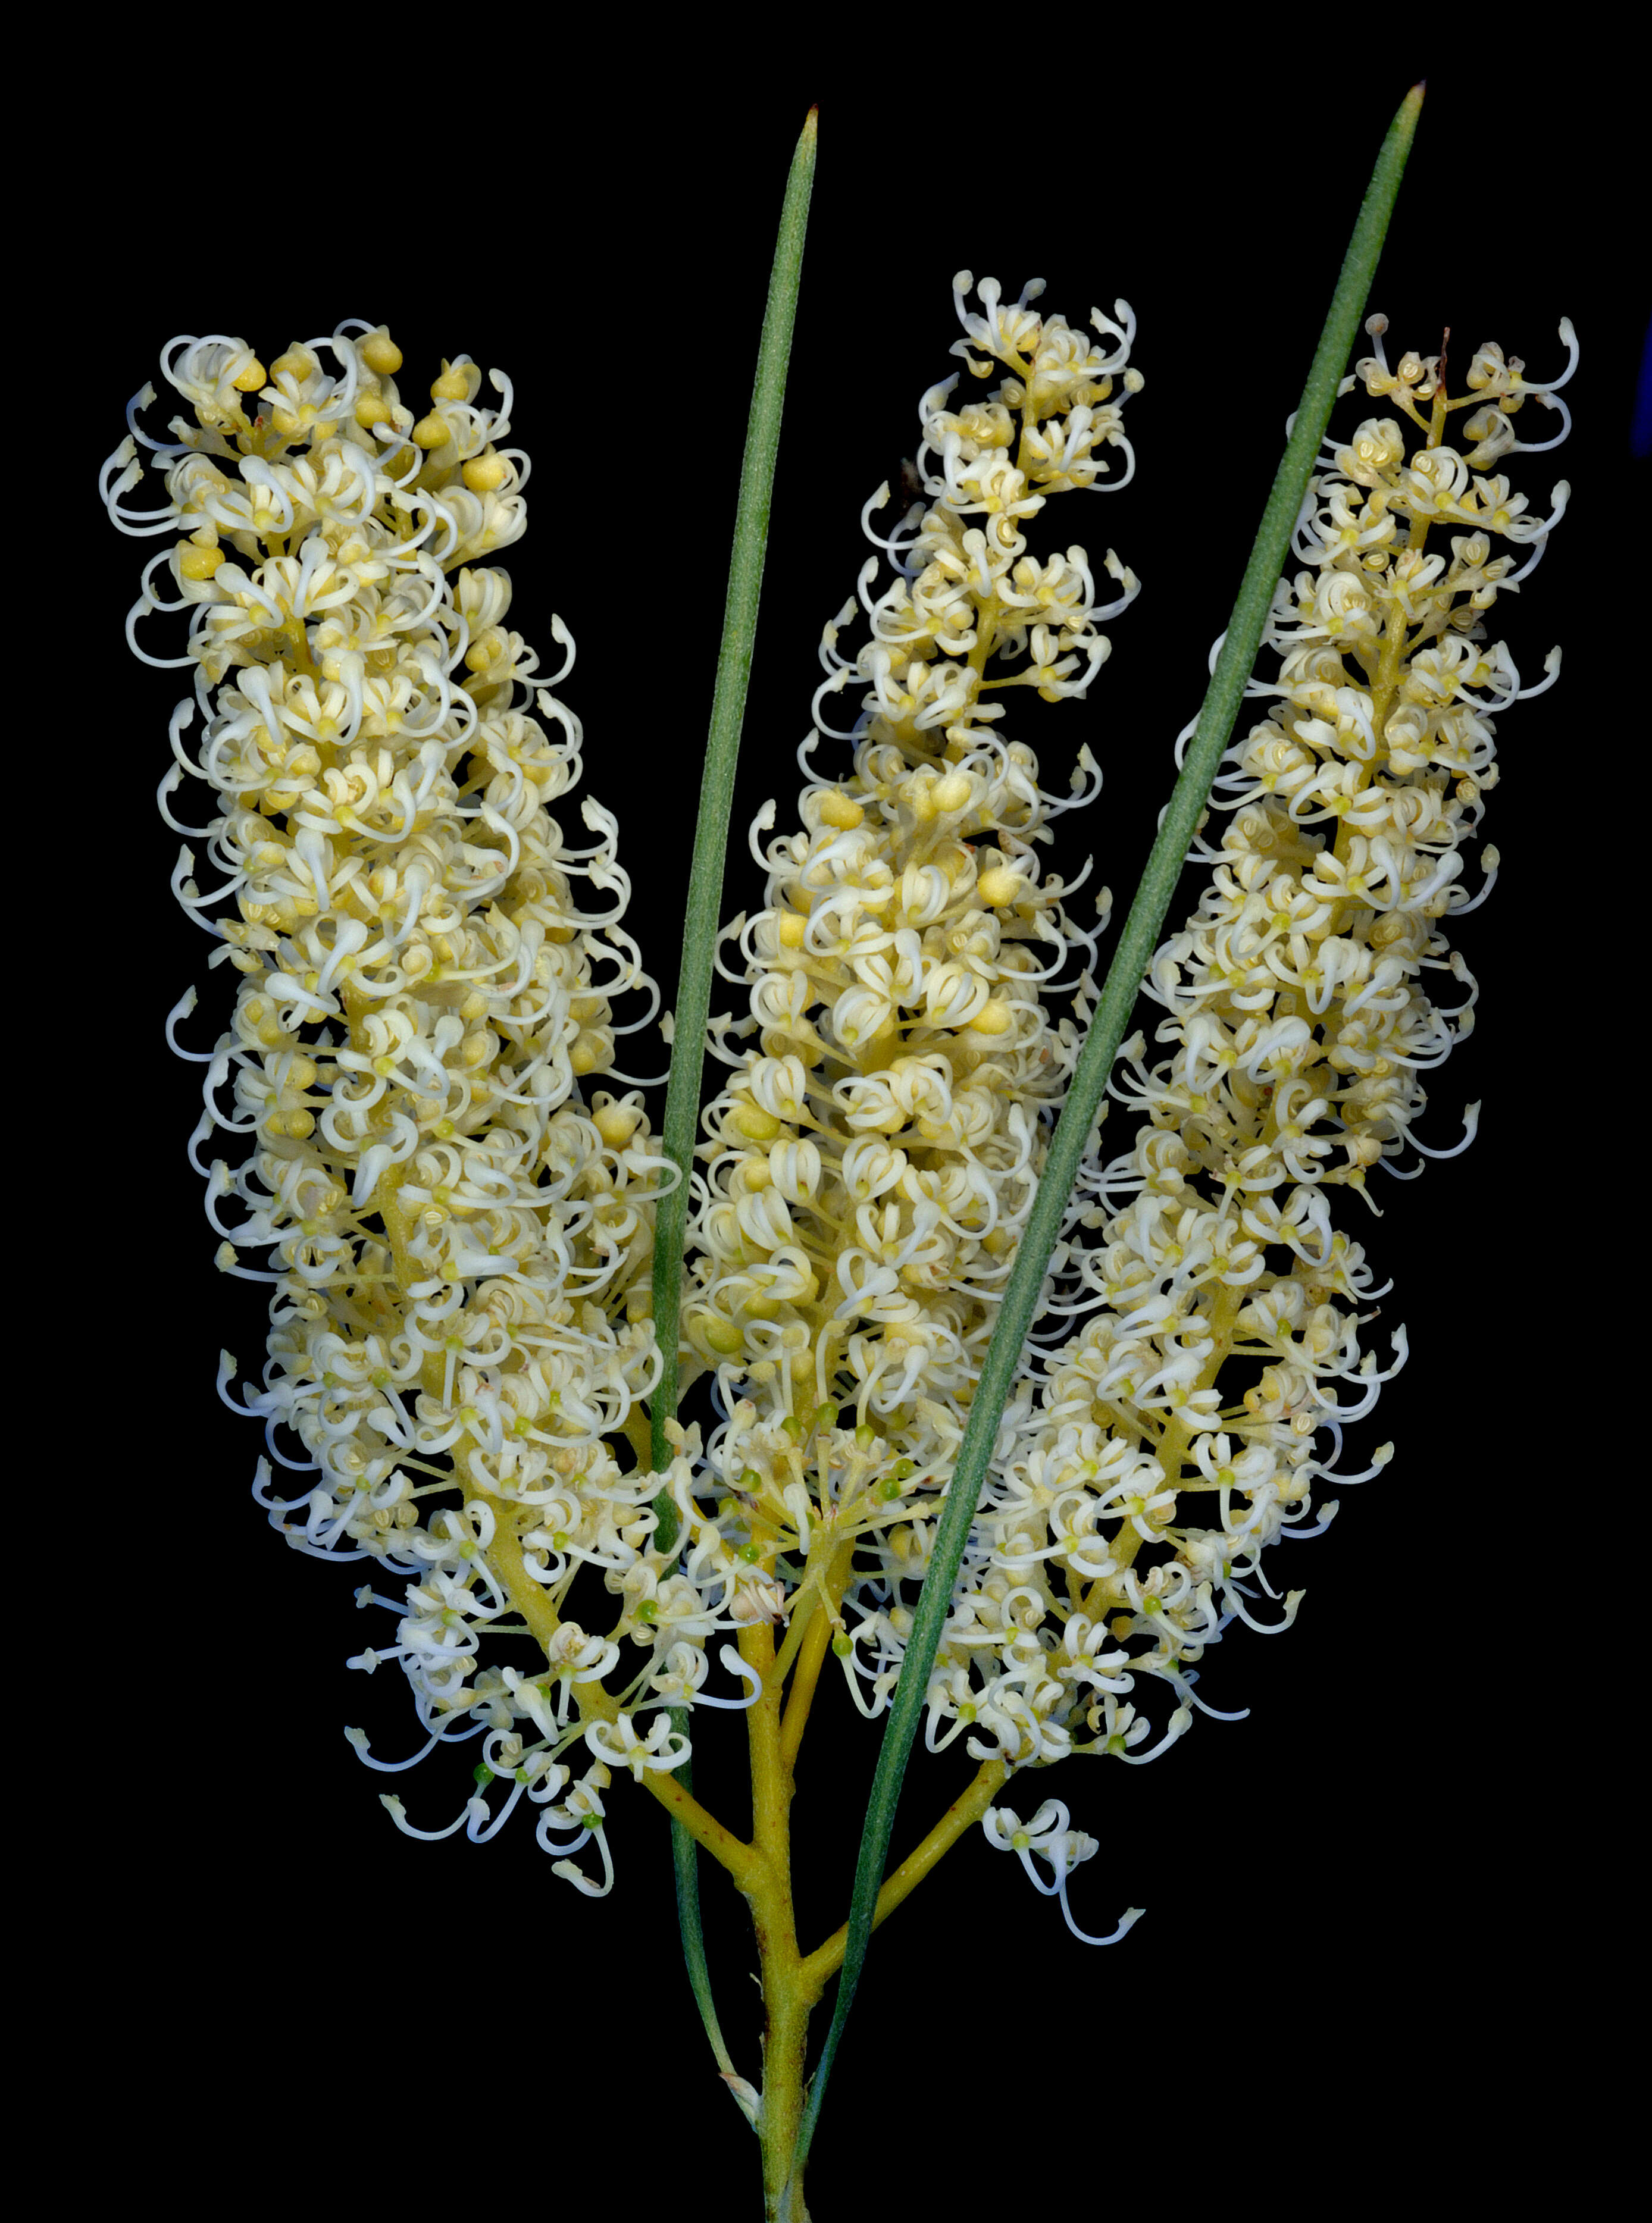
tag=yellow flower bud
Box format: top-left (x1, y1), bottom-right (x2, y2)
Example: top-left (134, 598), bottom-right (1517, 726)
top-left (976, 866), bottom-right (1022, 907)
top-left (818, 790), bottom-right (864, 830)
top-left (695, 1314), bottom-right (745, 1358)
top-left (595, 1103), bottom-right (641, 1148)
top-left (361, 332), bottom-right (402, 375)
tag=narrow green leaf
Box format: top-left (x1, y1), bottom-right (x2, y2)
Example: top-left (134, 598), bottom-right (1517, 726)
top-left (664, 1704), bottom-right (758, 2131)
top-left (650, 107), bottom-right (819, 1502)
top-left (649, 106), bottom-right (818, 2098)
top-left (791, 82), bottom-right (1424, 2174)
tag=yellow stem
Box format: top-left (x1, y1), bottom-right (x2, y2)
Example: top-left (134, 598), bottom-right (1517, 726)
top-left (619, 1402), bottom-right (653, 1466)
top-left (768, 1585), bottom-right (821, 1696)
top-left (797, 1756), bottom-right (1009, 1995)
top-left (779, 1535), bottom-right (857, 1771)
top-left (739, 1618), bottom-right (812, 2214)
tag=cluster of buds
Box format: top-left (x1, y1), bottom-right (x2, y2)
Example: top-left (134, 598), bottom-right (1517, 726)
top-left (681, 278), bottom-right (1142, 1706)
top-left (911, 315), bottom-right (1574, 1851)
top-left (102, 325), bottom-right (713, 1882)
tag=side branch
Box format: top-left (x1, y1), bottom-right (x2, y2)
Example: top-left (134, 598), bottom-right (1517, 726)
top-left (641, 1765), bottom-right (764, 1890)
top-left (798, 1757), bottom-right (1009, 1995)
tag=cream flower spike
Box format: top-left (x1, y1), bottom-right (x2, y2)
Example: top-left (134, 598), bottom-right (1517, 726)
top-left (101, 320), bottom-right (747, 1881)
top-left (680, 276), bottom-right (1141, 1726)
top-left (931, 315), bottom-right (1576, 1865)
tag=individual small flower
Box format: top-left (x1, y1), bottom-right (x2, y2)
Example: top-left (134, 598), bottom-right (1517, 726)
top-left (982, 1801), bottom-right (1146, 1946)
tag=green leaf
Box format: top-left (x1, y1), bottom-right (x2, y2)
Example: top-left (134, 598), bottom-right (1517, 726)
top-left (790, 81), bottom-right (1425, 2178)
top-left (649, 108), bottom-right (819, 1504)
top-left (651, 104), bottom-right (818, 2100)
top-left (663, 1702), bottom-right (756, 2130)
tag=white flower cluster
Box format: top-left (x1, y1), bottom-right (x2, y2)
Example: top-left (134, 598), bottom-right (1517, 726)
top-left (681, 278), bottom-right (1142, 1705)
top-left (917, 315), bottom-right (1575, 1842)
top-left (103, 325), bottom-right (709, 1881)
top-left (111, 289), bottom-right (1571, 1943)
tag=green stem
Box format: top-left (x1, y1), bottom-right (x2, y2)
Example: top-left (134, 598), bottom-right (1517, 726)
top-left (790, 80), bottom-right (1425, 2184)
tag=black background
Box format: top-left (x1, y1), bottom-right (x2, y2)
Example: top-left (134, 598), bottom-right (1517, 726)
top-left (77, 47), bottom-right (1636, 2215)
